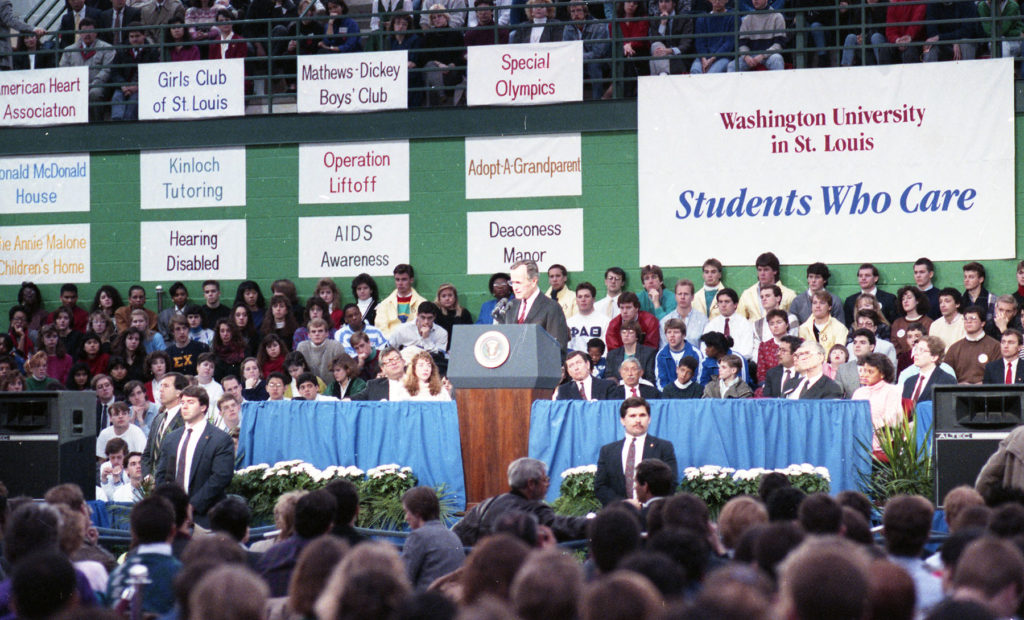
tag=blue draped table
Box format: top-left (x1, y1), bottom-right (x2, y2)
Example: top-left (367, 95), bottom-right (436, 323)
top-left (529, 399), bottom-right (874, 503)
top-left (238, 400), bottom-right (467, 510)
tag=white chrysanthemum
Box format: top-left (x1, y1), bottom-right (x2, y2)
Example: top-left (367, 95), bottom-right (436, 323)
top-left (814, 466), bottom-right (831, 480)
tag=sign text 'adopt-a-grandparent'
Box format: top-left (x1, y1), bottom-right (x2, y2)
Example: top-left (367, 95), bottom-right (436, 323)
top-left (0, 67), bottom-right (88, 126)
top-left (0, 154), bottom-right (89, 213)
top-left (140, 220), bottom-right (246, 280)
top-left (138, 58), bottom-right (245, 120)
top-left (465, 134), bottom-right (581, 199)
top-left (298, 214), bottom-right (409, 277)
top-left (298, 141), bottom-right (409, 204)
top-left (298, 50), bottom-right (407, 113)
top-left (467, 41), bottom-right (582, 106)
top-left (636, 59), bottom-right (1015, 266)
top-left (140, 147), bottom-right (246, 209)
top-left (0, 224), bottom-right (90, 284)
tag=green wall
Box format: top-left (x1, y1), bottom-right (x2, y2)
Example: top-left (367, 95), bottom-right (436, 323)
top-left (2, 105), bottom-right (1022, 319)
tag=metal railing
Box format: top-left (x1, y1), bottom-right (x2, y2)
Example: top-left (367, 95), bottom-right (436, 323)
top-left (6, 0), bottom-right (1020, 119)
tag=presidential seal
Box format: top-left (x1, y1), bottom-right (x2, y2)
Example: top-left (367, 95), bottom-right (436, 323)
top-left (474, 330), bottom-right (511, 369)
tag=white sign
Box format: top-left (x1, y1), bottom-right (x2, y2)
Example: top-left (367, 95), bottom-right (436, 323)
top-left (298, 141), bottom-right (409, 204)
top-left (466, 134), bottom-right (581, 199)
top-left (466, 208), bottom-right (583, 274)
top-left (0, 66), bottom-right (88, 126)
top-left (140, 220), bottom-right (247, 281)
top-left (298, 50), bottom-right (408, 113)
top-left (467, 41), bottom-right (582, 106)
top-left (138, 59), bottom-right (245, 120)
top-left (0, 153), bottom-right (90, 214)
top-left (0, 224), bottom-right (90, 285)
top-left (298, 214), bottom-right (409, 277)
top-left (140, 147), bottom-right (246, 209)
top-left (637, 59), bottom-right (1015, 266)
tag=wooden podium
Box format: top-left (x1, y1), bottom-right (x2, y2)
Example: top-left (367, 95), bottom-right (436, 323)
top-left (448, 324), bottom-right (562, 505)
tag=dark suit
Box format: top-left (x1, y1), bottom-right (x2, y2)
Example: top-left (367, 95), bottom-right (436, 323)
top-left (763, 365), bottom-right (802, 398)
top-left (605, 345), bottom-right (657, 383)
top-left (594, 435), bottom-right (677, 506)
top-left (503, 291), bottom-right (569, 352)
top-left (983, 359), bottom-right (1024, 386)
top-left (99, 5), bottom-right (141, 44)
top-left (156, 421), bottom-right (235, 525)
top-left (797, 375), bottom-right (844, 399)
top-left (12, 49), bottom-right (56, 70)
top-left (59, 7), bottom-right (104, 50)
top-left (648, 11), bottom-right (694, 74)
top-left (555, 377), bottom-right (617, 400)
top-left (610, 383), bottom-right (661, 400)
top-left (509, 21), bottom-right (562, 44)
top-left (902, 368), bottom-right (956, 403)
top-left (142, 407), bottom-right (182, 475)
top-left (349, 377), bottom-right (391, 401)
top-left (843, 289), bottom-right (898, 326)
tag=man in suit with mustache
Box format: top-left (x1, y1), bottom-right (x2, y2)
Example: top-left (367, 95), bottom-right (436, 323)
top-left (594, 397), bottom-right (677, 506)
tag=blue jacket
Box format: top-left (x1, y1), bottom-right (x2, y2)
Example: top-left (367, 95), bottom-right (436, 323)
top-left (694, 10), bottom-right (736, 56)
top-left (655, 341), bottom-right (700, 390)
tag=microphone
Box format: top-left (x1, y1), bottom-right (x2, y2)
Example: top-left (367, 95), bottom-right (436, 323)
top-left (492, 297), bottom-right (510, 321)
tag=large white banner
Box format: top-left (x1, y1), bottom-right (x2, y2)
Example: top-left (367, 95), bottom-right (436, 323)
top-left (0, 66), bottom-right (88, 126)
top-left (465, 134), bottom-right (581, 199)
top-left (298, 214), bottom-right (408, 277)
top-left (0, 224), bottom-right (90, 285)
top-left (466, 208), bottom-right (583, 274)
top-left (0, 153), bottom-right (89, 214)
top-left (298, 50), bottom-right (408, 113)
top-left (140, 147), bottom-right (246, 209)
top-left (140, 220), bottom-right (246, 281)
top-left (138, 59), bottom-right (245, 120)
top-left (298, 141), bottom-right (409, 204)
top-left (467, 41), bottom-right (582, 106)
top-left (637, 59), bottom-right (1015, 266)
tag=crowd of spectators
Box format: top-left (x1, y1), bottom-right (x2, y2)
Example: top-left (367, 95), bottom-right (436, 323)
top-left (2, 0), bottom-right (1017, 115)
top-left (4, 466), bottom-right (1024, 619)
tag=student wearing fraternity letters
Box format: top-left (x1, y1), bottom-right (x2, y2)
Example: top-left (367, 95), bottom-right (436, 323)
top-left (567, 282), bottom-right (610, 352)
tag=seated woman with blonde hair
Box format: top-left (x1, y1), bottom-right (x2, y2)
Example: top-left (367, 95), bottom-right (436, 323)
top-left (394, 351), bottom-right (451, 401)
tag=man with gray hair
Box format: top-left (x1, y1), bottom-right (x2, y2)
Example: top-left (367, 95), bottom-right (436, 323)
top-left (452, 457), bottom-right (588, 545)
top-left (789, 341), bottom-right (843, 399)
top-left (503, 259), bottom-right (570, 352)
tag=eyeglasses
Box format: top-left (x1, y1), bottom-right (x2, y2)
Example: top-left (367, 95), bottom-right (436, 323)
top-left (605, 275), bottom-right (622, 282)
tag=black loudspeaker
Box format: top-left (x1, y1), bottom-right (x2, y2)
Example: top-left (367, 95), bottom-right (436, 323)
top-left (0, 391), bottom-right (97, 500)
top-left (933, 385), bottom-right (1024, 504)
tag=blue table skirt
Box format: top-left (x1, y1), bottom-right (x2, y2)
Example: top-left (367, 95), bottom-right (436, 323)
top-left (530, 399), bottom-right (874, 503)
top-left (238, 400), bottom-right (467, 510)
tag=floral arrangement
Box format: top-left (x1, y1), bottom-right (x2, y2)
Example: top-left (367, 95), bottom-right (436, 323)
top-left (226, 460), bottom-right (453, 529)
top-left (552, 465), bottom-right (602, 516)
top-left (681, 464), bottom-right (831, 515)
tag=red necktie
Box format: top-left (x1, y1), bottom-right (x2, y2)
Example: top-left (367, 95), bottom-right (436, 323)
top-left (578, 381), bottom-right (587, 400)
top-left (517, 301), bottom-right (527, 324)
top-left (631, 387), bottom-right (638, 398)
top-left (724, 318), bottom-right (731, 338)
top-left (624, 438), bottom-right (636, 498)
top-left (911, 374), bottom-right (925, 402)
top-left (1008, 362), bottom-right (1014, 385)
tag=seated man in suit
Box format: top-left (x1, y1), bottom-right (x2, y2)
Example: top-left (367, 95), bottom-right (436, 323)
top-left (762, 335), bottom-right (803, 398)
top-left (835, 329), bottom-right (876, 399)
top-left (594, 397), bottom-right (678, 506)
top-left (553, 350), bottom-right (616, 400)
top-left (348, 347), bottom-right (405, 401)
top-left (155, 385), bottom-right (234, 527)
top-left (843, 263), bottom-right (898, 326)
top-left (983, 329), bottom-right (1024, 386)
top-left (904, 335), bottom-right (956, 404)
top-left (789, 341), bottom-right (843, 399)
top-left (611, 357), bottom-right (660, 400)
top-left (503, 259), bottom-right (569, 353)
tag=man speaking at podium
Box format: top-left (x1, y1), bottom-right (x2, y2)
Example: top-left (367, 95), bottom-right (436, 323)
top-left (504, 259), bottom-right (570, 353)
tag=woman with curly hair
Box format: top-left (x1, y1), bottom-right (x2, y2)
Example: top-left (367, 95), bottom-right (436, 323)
top-left (395, 351), bottom-right (450, 401)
